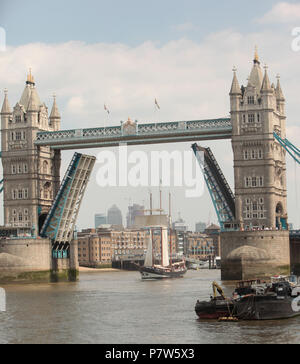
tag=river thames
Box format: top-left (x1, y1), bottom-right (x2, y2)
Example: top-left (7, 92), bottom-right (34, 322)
top-left (0, 270), bottom-right (299, 344)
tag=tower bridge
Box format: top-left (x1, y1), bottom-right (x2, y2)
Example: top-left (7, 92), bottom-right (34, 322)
top-left (0, 50), bottom-right (299, 281)
top-left (34, 117), bottom-right (232, 150)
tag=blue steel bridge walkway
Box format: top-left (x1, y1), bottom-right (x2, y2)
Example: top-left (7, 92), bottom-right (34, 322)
top-left (35, 118), bottom-right (232, 150)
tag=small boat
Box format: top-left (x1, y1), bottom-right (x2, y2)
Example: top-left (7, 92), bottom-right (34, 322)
top-left (140, 227), bottom-right (187, 280)
top-left (195, 277), bottom-right (300, 320)
top-left (189, 263), bottom-right (200, 270)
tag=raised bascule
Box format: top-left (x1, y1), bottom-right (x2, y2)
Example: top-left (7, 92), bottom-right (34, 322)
top-left (0, 50), bottom-right (299, 281)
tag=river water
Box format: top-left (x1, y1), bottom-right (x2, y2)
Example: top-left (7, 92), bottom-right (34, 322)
top-left (0, 270), bottom-right (299, 344)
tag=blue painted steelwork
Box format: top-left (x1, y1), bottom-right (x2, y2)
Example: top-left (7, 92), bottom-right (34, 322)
top-left (40, 152), bottom-right (95, 260)
top-left (192, 143), bottom-right (235, 231)
top-left (35, 118), bottom-right (232, 150)
top-left (40, 152), bottom-right (81, 240)
top-left (273, 132), bottom-right (300, 164)
top-left (52, 250), bottom-right (69, 259)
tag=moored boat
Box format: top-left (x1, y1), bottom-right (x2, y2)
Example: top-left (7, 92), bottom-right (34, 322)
top-left (195, 277), bottom-right (300, 320)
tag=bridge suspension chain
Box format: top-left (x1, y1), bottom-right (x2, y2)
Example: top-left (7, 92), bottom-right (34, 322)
top-left (273, 132), bottom-right (300, 164)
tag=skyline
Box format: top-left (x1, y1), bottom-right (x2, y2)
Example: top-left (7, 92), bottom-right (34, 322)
top-left (1, 1), bottom-right (300, 230)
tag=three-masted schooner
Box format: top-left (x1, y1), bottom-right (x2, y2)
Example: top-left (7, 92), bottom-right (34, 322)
top-left (140, 226), bottom-right (187, 280)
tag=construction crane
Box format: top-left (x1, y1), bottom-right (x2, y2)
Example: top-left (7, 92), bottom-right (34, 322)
top-left (212, 281), bottom-right (226, 300)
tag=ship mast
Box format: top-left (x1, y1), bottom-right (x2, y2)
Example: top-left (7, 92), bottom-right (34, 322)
top-left (151, 228), bottom-right (155, 267)
top-left (169, 192), bottom-right (172, 267)
top-left (161, 226), bottom-right (163, 266)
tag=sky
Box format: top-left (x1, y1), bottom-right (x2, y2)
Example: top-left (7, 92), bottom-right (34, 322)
top-left (1, 0), bottom-right (300, 230)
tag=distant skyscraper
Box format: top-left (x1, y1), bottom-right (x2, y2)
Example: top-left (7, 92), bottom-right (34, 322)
top-left (172, 213), bottom-right (188, 232)
top-left (127, 204), bottom-right (144, 228)
top-left (195, 222), bottom-right (207, 233)
top-left (95, 213), bottom-right (107, 228)
top-left (107, 205), bottom-right (123, 226)
top-left (172, 213), bottom-right (188, 256)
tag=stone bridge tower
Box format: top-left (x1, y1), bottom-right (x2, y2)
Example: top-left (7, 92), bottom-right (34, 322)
top-left (0, 71), bottom-right (61, 236)
top-left (221, 50), bottom-right (290, 280)
top-left (230, 50), bottom-right (287, 231)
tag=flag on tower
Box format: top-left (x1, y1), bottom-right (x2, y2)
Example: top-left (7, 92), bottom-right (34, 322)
top-left (155, 98), bottom-right (160, 110)
top-left (104, 104), bottom-right (110, 114)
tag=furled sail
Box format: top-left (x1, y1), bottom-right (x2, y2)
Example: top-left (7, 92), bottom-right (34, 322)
top-left (144, 230), bottom-right (153, 267)
top-left (161, 228), bottom-right (170, 267)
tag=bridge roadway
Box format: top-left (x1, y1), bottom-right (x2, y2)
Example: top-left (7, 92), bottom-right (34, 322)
top-left (35, 118), bottom-right (232, 150)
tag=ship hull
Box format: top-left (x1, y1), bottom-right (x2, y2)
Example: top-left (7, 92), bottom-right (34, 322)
top-left (140, 266), bottom-right (187, 280)
top-left (195, 300), bottom-right (234, 320)
top-left (195, 295), bottom-right (300, 320)
top-left (234, 295), bottom-right (300, 320)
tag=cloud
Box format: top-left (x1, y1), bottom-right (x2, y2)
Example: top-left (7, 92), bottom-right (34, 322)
top-left (172, 22), bottom-right (198, 32)
top-left (66, 95), bottom-right (86, 114)
top-left (257, 2), bottom-right (300, 24)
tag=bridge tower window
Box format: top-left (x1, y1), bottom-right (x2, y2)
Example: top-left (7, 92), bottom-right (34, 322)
top-left (248, 114), bottom-right (255, 123)
top-left (248, 96), bottom-right (255, 105)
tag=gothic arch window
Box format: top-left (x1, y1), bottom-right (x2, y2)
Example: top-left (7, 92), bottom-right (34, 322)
top-left (43, 182), bottom-right (51, 200)
top-left (276, 202), bottom-right (283, 215)
top-left (276, 202), bottom-right (287, 230)
top-left (252, 201), bottom-right (258, 211)
top-left (42, 161), bottom-right (48, 175)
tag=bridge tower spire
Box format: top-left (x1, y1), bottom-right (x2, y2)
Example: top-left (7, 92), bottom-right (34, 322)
top-left (49, 94), bottom-right (61, 131)
top-left (230, 52), bottom-right (288, 230)
top-left (0, 73), bottom-right (61, 235)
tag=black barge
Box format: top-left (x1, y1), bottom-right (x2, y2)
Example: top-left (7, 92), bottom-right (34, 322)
top-left (195, 277), bottom-right (300, 320)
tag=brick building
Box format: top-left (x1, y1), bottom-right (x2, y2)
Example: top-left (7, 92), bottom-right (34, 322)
top-left (77, 226), bottom-right (179, 267)
top-left (184, 232), bottom-right (214, 260)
